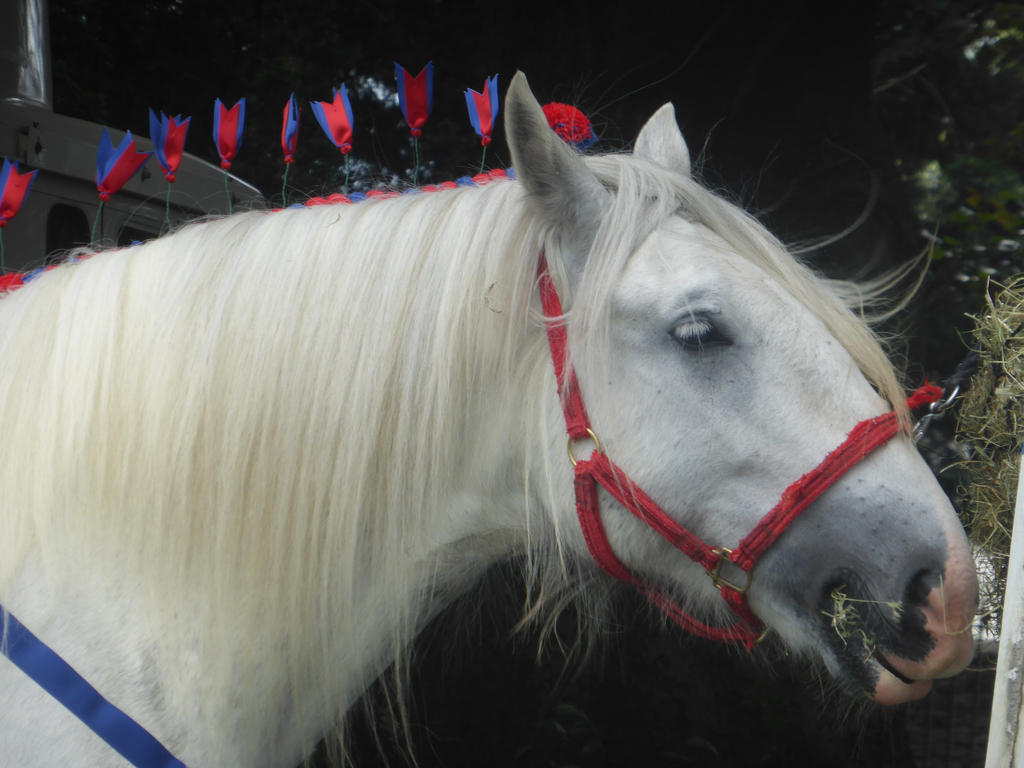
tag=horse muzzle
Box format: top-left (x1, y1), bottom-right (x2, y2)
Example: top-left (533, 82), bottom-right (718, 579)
top-left (811, 533), bottom-right (978, 705)
top-left (751, 448), bottom-right (980, 705)
top-left (868, 553), bottom-right (978, 705)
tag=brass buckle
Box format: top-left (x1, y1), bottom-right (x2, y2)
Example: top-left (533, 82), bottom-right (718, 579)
top-left (567, 428), bottom-right (602, 466)
top-left (705, 547), bottom-right (752, 594)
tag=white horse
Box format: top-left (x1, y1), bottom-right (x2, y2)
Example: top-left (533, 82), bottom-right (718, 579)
top-left (0, 73), bottom-right (977, 766)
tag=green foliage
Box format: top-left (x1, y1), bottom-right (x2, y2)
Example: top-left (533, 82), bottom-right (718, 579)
top-left (876, 2), bottom-right (1024, 372)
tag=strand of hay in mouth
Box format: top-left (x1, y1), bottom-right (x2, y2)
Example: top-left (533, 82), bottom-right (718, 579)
top-left (823, 585), bottom-right (904, 651)
top-left (953, 276), bottom-right (1024, 636)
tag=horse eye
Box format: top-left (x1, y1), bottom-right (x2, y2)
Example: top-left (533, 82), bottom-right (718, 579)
top-left (670, 318), bottom-right (733, 352)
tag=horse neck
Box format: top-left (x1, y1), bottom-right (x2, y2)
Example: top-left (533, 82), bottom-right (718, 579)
top-left (0, 188), bottom-right (553, 762)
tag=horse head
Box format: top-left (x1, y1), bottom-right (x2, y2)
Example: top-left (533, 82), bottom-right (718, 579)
top-left (505, 72), bottom-right (977, 705)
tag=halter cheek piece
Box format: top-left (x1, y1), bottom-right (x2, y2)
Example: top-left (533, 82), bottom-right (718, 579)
top-left (537, 254), bottom-right (943, 651)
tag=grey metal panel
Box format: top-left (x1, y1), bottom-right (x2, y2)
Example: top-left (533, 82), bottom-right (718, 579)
top-left (0, 0), bottom-right (51, 109)
top-left (0, 101), bottom-right (264, 270)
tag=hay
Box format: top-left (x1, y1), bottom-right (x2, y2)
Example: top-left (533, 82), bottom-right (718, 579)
top-left (954, 276), bottom-right (1024, 635)
top-left (823, 585), bottom-right (904, 650)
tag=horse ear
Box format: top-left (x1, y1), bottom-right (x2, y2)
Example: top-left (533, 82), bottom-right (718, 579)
top-left (634, 103), bottom-right (691, 176)
top-left (505, 72), bottom-right (605, 268)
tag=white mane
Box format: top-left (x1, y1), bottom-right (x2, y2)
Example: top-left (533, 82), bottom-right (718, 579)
top-left (0, 149), bottom-right (904, 756)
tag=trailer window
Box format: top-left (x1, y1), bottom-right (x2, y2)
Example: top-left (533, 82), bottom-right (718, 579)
top-left (45, 203), bottom-right (90, 262)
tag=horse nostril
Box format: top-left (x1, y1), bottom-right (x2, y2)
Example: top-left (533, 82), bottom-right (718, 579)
top-left (905, 568), bottom-right (941, 607)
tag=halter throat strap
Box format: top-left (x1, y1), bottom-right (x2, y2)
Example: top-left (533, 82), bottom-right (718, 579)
top-left (537, 254), bottom-right (942, 651)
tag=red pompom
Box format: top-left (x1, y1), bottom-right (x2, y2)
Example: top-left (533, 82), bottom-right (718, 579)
top-left (541, 103), bottom-right (597, 149)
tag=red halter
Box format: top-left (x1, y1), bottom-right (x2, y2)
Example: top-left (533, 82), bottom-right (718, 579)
top-left (537, 254), bottom-right (942, 651)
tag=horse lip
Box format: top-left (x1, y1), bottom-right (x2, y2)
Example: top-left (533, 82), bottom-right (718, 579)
top-left (869, 658), bottom-right (934, 705)
top-left (827, 617), bottom-right (972, 703)
top-left (816, 582), bottom-right (925, 699)
top-left (846, 639), bottom-right (931, 704)
top-left (871, 649), bottom-right (916, 685)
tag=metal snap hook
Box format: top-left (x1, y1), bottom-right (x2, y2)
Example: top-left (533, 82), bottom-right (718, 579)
top-left (913, 384), bottom-right (963, 444)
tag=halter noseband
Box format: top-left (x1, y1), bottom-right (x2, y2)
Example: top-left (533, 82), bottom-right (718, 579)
top-left (537, 254), bottom-right (942, 651)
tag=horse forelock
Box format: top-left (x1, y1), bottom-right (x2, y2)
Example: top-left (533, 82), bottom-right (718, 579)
top-left (566, 152), bottom-right (905, 425)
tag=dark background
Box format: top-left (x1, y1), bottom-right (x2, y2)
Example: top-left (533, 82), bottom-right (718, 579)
top-left (48, 1), bottom-right (1023, 765)
top-left (50, 0), bottom-right (1024, 377)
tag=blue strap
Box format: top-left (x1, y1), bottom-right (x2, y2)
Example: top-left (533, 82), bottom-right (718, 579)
top-left (1, 607), bottom-right (187, 767)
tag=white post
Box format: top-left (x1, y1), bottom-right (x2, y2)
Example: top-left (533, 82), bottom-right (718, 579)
top-left (986, 448), bottom-right (1024, 768)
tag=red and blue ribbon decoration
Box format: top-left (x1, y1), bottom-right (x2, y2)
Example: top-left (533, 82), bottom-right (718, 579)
top-left (1, 606), bottom-right (188, 766)
top-left (0, 157), bottom-right (37, 229)
top-left (280, 93), bottom-right (300, 205)
top-left (96, 129), bottom-right (151, 202)
top-left (395, 61), bottom-right (434, 137)
top-left (395, 61), bottom-right (434, 185)
top-left (213, 98), bottom-right (245, 213)
top-left (212, 98), bottom-right (245, 170)
top-left (1, 157), bottom-right (38, 225)
top-left (149, 109), bottom-right (190, 232)
top-left (310, 85), bottom-right (355, 194)
top-left (464, 74), bottom-right (499, 147)
top-left (465, 74), bottom-right (499, 172)
top-left (148, 110), bottom-right (190, 183)
top-left (281, 93), bottom-right (300, 165)
top-left (309, 86), bottom-right (353, 155)
top-left (0, 157), bottom-right (38, 270)
top-left (93, 129), bottom-right (151, 244)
